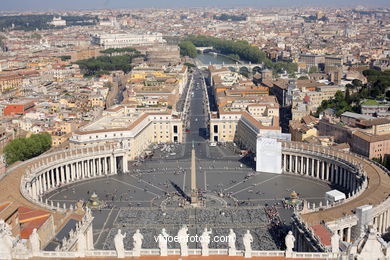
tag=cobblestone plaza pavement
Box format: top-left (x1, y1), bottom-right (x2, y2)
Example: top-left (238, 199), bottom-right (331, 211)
top-left (44, 143), bottom-right (331, 251)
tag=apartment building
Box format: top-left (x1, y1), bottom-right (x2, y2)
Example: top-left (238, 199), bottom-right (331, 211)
top-left (319, 112), bottom-right (390, 159)
top-left (0, 74), bottom-right (23, 93)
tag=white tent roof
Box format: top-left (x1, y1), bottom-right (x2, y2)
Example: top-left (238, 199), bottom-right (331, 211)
top-left (326, 190), bottom-right (346, 201)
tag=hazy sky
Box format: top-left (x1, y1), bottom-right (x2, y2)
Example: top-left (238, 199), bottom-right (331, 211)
top-left (2, 0), bottom-right (390, 11)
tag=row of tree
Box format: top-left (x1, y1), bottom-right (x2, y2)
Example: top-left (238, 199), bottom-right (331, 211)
top-left (75, 54), bottom-right (143, 77)
top-left (185, 35), bottom-right (268, 64)
top-left (213, 13), bottom-right (247, 21)
top-left (4, 133), bottom-right (52, 165)
top-left (180, 35), bottom-right (297, 74)
top-left (100, 47), bottom-right (140, 55)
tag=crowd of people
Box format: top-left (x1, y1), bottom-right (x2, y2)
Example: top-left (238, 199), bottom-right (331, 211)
top-left (264, 203), bottom-right (289, 250)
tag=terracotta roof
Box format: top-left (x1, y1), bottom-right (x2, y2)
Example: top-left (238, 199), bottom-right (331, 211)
top-left (301, 115), bottom-right (317, 125)
top-left (18, 206), bottom-right (50, 223)
top-left (333, 143), bottom-right (350, 150)
top-left (20, 215), bottom-right (50, 239)
top-left (311, 224), bottom-right (331, 246)
top-left (352, 131), bottom-right (390, 143)
top-left (357, 118), bottom-right (390, 127)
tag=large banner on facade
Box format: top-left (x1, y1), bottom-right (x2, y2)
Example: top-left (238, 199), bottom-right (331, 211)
top-left (256, 137), bottom-right (282, 174)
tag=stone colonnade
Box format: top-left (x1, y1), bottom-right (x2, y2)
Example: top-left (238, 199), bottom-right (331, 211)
top-left (281, 152), bottom-right (360, 195)
top-left (23, 145), bottom-right (128, 202)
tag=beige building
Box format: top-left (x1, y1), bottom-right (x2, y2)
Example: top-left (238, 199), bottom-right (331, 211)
top-left (210, 111), bottom-right (281, 152)
top-left (351, 131), bottom-right (390, 159)
top-left (289, 115), bottom-right (318, 142)
top-left (69, 106), bottom-right (183, 160)
top-left (0, 74), bottom-right (23, 93)
top-left (89, 95), bottom-right (105, 107)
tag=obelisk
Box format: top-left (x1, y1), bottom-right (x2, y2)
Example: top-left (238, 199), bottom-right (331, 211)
top-left (191, 141), bottom-right (198, 206)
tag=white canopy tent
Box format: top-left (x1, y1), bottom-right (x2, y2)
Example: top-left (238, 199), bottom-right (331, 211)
top-left (325, 190), bottom-right (346, 203)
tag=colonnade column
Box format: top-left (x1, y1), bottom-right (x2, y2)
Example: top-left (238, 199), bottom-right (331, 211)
top-left (54, 168), bottom-right (59, 187)
top-left (75, 162), bottom-right (79, 180)
top-left (81, 161), bottom-right (85, 179)
top-left (347, 227), bottom-right (351, 242)
top-left (329, 164), bottom-right (333, 183)
top-left (299, 156), bottom-right (303, 174)
top-left (35, 177), bottom-right (40, 196)
top-left (311, 159), bottom-right (314, 176)
top-left (325, 162), bottom-right (329, 181)
top-left (58, 166), bottom-right (62, 184)
top-left (346, 171), bottom-right (351, 191)
top-left (72, 163), bottom-right (75, 180)
top-left (65, 165), bottom-right (70, 183)
top-left (43, 172), bottom-right (47, 193)
top-left (98, 158), bottom-right (101, 176)
top-left (379, 214), bottom-right (383, 233)
top-left (104, 157), bottom-right (108, 175)
top-left (38, 174), bottom-right (44, 195)
top-left (85, 160), bottom-right (89, 178)
top-left (92, 159), bottom-right (96, 177)
top-left (110, 155), bottom-right (115, 175)
top-left (31, 181), bottom-right (37, 199)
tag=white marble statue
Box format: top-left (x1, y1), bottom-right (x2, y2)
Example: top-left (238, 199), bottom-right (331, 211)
top-left (15, 239), bottom-right (28, 254)
top-left (29, 228), bottom-right (41, 256)
top-left (177, 225), bottom-right (189, 256)
top-left (285, 231), bottom-right (296, 257)
top-left (77, 232), bottom-right (87, 257)
top-left (331, 232), bottom-right (340, 253)
top-left (228, 229), bottom-right (236, 256)
top-left (158, 228), bottom-right (169, 256)
top-left (132, 229), bottom-right (143, 257)
top-left (0, 219), bottom-right (14, 260)
top-left (200, 228), bottom-right (212, 256)
top-left (386, 243), bottom-right (390, 257)
top-left (357, 226), bottom-right (385, 260)
top-left (114, 229), bottom-right (126, 258)
top-left (243, 230), bottom-right (253, 258)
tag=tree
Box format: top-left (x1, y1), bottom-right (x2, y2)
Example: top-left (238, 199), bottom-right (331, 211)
top-left (352, 79), bottom-right (362, 88)
top-left (75, 54), bottom-right (142, 77)
top-left (345, 88), bottom-right (351, 103)
top-left (179, 41), bottom-right (197, 58)
top-left (4, 133), bottom-right (52, 165)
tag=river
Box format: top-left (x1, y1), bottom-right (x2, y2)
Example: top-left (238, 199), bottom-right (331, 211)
top-left (195, 53), bottom-right (238, 66)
